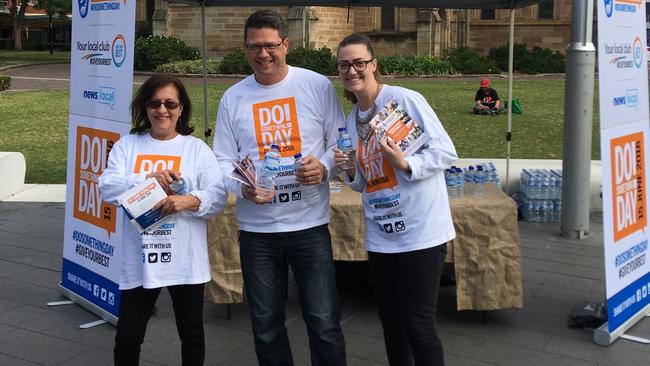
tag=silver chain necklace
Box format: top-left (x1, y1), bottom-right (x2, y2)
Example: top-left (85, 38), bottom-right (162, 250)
top-left (355, 84), bottom-right (382, 141)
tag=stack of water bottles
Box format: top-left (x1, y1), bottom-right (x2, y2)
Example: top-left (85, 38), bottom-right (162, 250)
top-left (445, 162), bottom-right (501, 199)
top-left (518, 169), bottom-right (562, 222)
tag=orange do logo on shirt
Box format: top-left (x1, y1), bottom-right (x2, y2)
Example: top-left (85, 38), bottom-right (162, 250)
top-left (74, 126), bottom-right (120, 235)
top-left (358, 134), bottom-right (397, 193)
top-left (134, 155), bottom-right (181, 174)
top-left (610, 132), bottom-right (647, 242)
top-left (252, 97), bottom-right (302, 159)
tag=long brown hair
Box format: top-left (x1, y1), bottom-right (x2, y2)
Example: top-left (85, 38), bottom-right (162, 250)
top-left (130, 74), bottom-right (194, 135)
top-left (337, 33), bottom-right (383, 104)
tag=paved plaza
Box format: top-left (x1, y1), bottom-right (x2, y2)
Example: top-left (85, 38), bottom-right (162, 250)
top-left (1, 185), bottom-right (650, 365)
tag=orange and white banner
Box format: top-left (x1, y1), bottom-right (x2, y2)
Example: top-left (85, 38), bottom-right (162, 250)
top-left (61, 0), bottom-right (134, 320)
top-left (598, 0), bottom-right (650, 333)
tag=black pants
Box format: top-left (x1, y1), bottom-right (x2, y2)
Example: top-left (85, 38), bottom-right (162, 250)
top-left (368, 245), bottom-right (447, 366)
top-left (114, 284), bottom-right (206, 366)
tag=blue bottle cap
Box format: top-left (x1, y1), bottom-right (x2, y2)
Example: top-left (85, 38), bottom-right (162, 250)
top-left (293, 153), bottom-right (302, 159)
top-left (270, 144), bottom-right (280, 150)
top-left (338, 127), bottom-right (347, 132)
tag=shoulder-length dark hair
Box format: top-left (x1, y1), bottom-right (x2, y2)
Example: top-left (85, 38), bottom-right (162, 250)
top-left (337, 33), bottom-right (383, 104)
top-left (130, 74), bottom-right (194, 135)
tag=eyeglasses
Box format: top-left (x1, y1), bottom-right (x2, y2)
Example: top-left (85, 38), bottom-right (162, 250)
top-left (336, 59), bottom-right (374, 73)
top-left (244, 39), bottom-right (286, 53)
top-left (146, 100), bottom-right (180, 110)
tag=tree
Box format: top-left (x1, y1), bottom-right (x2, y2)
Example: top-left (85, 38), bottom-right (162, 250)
top-left (35, 0), bottom-right (72, 54)
top-left (9, 0), bottom-right (71, 51)
top-left (9, 0), bottom-right (29, 50)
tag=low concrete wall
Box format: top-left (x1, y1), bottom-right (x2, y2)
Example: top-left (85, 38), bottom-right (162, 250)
top-left (0, 152), bottom-right (26, 200)
top-left (456, 158), bottom-right (603, 213)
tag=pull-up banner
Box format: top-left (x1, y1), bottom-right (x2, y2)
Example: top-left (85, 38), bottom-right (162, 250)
top-left (59, 0), bottom-right (135, 323)
top-left (596, 0), bottom-right (650, 344)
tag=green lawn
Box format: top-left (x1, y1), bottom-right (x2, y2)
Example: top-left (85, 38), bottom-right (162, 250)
top-left (0, 50), bottom-right (70, 68)
top-left (0, 78), bottom-right (600, 184)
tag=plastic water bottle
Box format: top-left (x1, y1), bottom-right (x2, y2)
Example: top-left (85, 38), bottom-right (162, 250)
top-left (490, 162), bottom-right (501, 187)
top-left (541, 172), bottom-right (551, 199)
top-left (475, 165), bottom-right (486, 196)
top-left (542, 200), bottom-right (553, 222)
top-left (169, 177), bottom-right (188, 195)
top-left (336, 128), bottom-right (355, 170)
top-left (293, 153), bottom-right (320, 205)
top-left (466, 166), bottom-right (475, 196)
top-left (444, 169), bottom-right (454, 198)
top-left (257, 144), bottom-right (280, 199)
top-left (455, 167), bottom-right (465, 198)
top-left (553, 199), bottom-right (561, 222)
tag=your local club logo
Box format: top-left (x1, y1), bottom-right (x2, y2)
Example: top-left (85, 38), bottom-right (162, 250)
top-left (606, 36), bottom-right (644, 69)
top-left (82, 86), bottom-right (117, 109)
top-left (604, 0), bottom-right (641, 17)
top-left (77, 0), bottom-right (126, 18)
top-left (78, 35), bottom-right (127, 67)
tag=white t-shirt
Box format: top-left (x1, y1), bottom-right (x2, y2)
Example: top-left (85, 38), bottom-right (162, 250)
top-left (99, 133), bottom-right (228, 289)
top-left (213, 66), bottom-right (346, 233)
top-left (345, 85), bottom-right (457, 253)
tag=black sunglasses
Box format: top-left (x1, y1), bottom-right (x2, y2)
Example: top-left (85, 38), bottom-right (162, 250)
top-left (146, 100), bottom-right (180, 110)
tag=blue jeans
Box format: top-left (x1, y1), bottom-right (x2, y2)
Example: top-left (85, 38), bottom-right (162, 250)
top-left (239, 224), bottom-right (347, 366)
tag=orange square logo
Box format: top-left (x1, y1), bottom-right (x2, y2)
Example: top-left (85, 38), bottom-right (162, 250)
top-left (610, 132), bottom-right (646, 242)
top-left (358, 134), bottom-right (397, 193)
top-left (73, 127), bottom-right (120, 235)
top-left (134, 155), bottom-right (181, 174)
top-left (252, 97), bottom-right (301, 159)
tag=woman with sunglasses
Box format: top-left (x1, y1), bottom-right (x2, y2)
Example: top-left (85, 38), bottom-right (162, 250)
top-left (99, 74), bottom-right (228, 365)
top-left (334, 33), bottom-right (457, 366)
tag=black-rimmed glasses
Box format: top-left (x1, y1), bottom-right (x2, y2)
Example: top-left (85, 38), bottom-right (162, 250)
top-left (244, 39), bottom-right (286, 53)
top-left (146, 100), bottom-right (180, 110)
top-left (336, 59), bottom-right (374, 73)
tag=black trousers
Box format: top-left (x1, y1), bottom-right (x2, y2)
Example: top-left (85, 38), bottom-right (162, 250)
top-left (368, 245), bottom-right (447, 366)
top-left (114, 283), bottom-right (206, 366)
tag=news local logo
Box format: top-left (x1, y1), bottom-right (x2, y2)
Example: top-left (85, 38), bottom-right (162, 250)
top-left (612, 89), bottom-right (639, 109)
top-left (77, 0), bottom-right (126, 19)
top-left (73, 126), bottom-right (120, 235)
top-left (610, 131), bottom-right (647, 242)
top-left (606, 36), bottom-right (644, 69)
top-left (78, 34), bottom-right (127, 67)
top-left (83, 86), bottom-right (117, 109)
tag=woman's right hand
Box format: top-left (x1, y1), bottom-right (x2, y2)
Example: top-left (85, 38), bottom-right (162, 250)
top-left (146, 170), bottom-right (179, 195)
top-left (334, 147), bottom-right (356, 179)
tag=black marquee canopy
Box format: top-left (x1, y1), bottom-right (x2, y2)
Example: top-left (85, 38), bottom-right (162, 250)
top-left (174, 0), bottom-right (542, 9)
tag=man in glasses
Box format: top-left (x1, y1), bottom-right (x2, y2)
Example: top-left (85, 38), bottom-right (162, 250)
top-left (212, 9), bottom-right (347, 366)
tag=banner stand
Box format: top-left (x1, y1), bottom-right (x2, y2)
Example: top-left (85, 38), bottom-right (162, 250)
top-left (60, 285), bottom-right (118, 326)
top-left (594, 304), bottom-right (650, 346)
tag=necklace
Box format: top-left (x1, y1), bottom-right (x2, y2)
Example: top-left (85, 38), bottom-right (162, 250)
top-left (355, 83), bottom-right (382, 141)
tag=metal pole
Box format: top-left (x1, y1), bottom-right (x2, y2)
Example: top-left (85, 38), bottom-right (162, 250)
top-left (560, 0), bottom-right (596, 239)
top-left (201, 0), bottom-right (210, 143)
top-left (505, 2), bottom-right (514, 193)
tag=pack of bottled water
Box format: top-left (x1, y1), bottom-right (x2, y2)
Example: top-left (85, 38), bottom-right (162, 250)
top-left (518, 169), bottom-right (562, 222)
top-left (445, 162), bottom-right (501, 199)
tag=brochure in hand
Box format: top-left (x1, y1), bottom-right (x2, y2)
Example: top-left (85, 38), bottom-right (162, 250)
top-left (118, 177), bottom-right (169, 233)
top-left (369, 99), bottom-right (427, 157)
top-left (228, 154), bottom-right (258, 188)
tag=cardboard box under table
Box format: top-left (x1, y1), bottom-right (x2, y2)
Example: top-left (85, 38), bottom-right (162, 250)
top-left (206, 183), bottom-right (523, 311)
